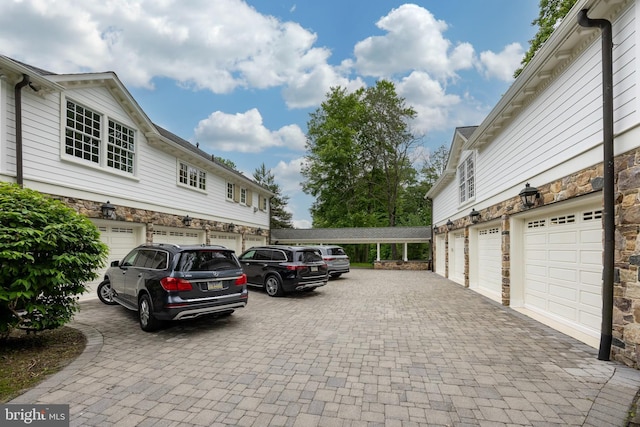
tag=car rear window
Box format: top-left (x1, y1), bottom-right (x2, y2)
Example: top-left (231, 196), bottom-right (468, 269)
top-left (298, 250), bottom-right (323, 263)
top-left (177, 250), bottom-right (240, 272)
top-left (328, 247), bottom-right (346, 256)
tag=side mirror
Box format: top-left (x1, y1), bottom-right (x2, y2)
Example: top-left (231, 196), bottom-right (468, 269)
top-left (110, 260), bottom-right (120, 267)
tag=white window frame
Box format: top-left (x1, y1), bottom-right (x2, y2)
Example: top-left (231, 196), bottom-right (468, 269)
top-left (62, 98), bottom-right (137, 176)
top-left (178, 161), bottom-right (206, 191)
top-left (226, 182), bottom-right (235, 201)
top-left (458, 151), bottom-right (475, 205)
top-left (240, 188), bottom-right (247, 205)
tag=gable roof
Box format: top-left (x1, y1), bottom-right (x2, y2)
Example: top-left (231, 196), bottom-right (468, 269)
top-left (1, 54), bottom-right (272, 196)
top-left (425, 126), bottom-right (477, 198)
top-left (271, 227), bottom-right (431, 244)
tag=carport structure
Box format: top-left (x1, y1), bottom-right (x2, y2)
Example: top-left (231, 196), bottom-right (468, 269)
top-left (270, 227), bottom-right (431, 262)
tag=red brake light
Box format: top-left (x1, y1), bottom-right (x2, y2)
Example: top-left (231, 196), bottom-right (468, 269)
top-left (286, 265), bottom-right (306, 271)
top-left (235, 273), bottom-right (247, 285)
top-left (324, 257), bottom-right (335, 261)
top-left (160, 277), bottom-right (192, 291)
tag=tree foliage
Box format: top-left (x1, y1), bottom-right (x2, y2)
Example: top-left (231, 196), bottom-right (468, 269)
top-left (515, 0), bottom-right (578, 77)
top-left (0, 183), bottom-right (108, 338)
top-left (253, 163), bottom-right (293, 229)
top-left (303, 80), bottom-right (419, 230)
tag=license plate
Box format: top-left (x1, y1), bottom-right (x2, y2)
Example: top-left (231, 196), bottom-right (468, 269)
top-left (207, 282), bottom-right (224, 291)
top-left (311, 266), bottom-right (318, 272)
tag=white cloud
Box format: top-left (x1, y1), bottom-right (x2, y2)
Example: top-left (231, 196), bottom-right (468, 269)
top-left (479, 42), bottom-right (524, 82)
top-left (395, 71), bottom-right (461, 135)
top-left (194, 109), bottom-right (306, 153)
top-left (353, 4), bottom-right (474, 80)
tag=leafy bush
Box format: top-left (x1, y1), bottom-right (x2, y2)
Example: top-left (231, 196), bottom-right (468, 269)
top-left (0, 183), bottom-right (108, 338)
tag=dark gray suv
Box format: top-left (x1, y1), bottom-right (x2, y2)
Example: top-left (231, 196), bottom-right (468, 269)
top-left (238, 245), bottom-right (328, 296)
top-left (97, 244), bottom-right (248, 331)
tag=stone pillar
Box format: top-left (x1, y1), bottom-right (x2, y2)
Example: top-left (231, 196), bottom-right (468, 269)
top-left (501, 214), bottom-right (510, 306)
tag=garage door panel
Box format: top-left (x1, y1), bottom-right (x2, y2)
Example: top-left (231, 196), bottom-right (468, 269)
top-left (549, 230), bottom-right (577, 244)
top-left (581, 250), bottom-right (602, 265)
top-left (580, 311), bottom-right (601, 330)
top-left (580, 270), bottom-right (601, 287)
top-left (525, 234), bottom-right (547, 245)
top-left (548, 250), bottom-right (577, 263)
top-left (549, 283), bottom-right (576, 300)
top-left (548, 266), bottom-right (576, 281)
top-left (580, 290), bottom-right (601, 308)
top-left (549, 300), bottom-right (577, 319)
top-left (525, 249), bottom-right (547, 261)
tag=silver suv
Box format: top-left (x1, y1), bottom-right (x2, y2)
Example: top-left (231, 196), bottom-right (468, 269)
top-left (310, 245), bottom-right (350, 278)
top-left (97, 244), bottom-right (248, 331)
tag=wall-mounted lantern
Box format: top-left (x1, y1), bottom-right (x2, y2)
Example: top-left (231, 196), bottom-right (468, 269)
top-left (519, 183), bottom-right (541, 209)
top-left (469, 208), bottom-right (480, 224)
top-left (227, 223), bottom-right (235, 232)
top-left (256, 228), bottom-right (262, 235)
top-left (101, 201), bottom-right (116, 220)
top-left (446, 219), bottom-right (454, 231)
top-left (182, 215), bottom-right (192, 227)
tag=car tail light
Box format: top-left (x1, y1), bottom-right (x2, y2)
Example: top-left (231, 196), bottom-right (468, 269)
top-left (160, 277), bottom-right (192, 291)
top-left (286, 265), bottom-right (307, 271)
top-left (235, 273), bottom-right (247, 285)
top-left (324, 257), bottom-right (336, 261)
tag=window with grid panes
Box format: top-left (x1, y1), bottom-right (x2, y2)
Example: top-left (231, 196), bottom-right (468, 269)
top-left (240, 188), bottom-right (247, 204)
top-left (65, 101), bottom-right (101, 163)
top-left (179, 162), bottom-right (206, 190)
top-left (107, 120), bottom-right (135, 173)
top-left (226, 182), bottom-right (235, 200)
top-left (458, 153), bottom-right (475, 204)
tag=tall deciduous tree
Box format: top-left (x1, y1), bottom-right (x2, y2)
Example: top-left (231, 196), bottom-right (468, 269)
top-left (303, 81), bottom-right (419, 232)
top-left (253, 163), bottom-right (293, 229)
top-left (515, 0), bottom-right (578, 77)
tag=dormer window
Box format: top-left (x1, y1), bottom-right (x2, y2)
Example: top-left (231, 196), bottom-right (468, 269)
top-left (458, 152), bottom-right (475, 204)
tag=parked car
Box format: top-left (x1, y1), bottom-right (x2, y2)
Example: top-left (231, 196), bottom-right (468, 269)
top-left (238, 245), bottom-right (328, 296)
top-left (97, 244), bottom-right (248, 331)
top-left (309, 245), bottom-right (350, 278)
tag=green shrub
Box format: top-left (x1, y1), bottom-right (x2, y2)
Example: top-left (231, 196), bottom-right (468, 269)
top-left (0, 183), bottom-right (108, 338)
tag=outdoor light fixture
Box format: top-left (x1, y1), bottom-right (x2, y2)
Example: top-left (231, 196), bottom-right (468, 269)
top-left (469, 208), bottom-right (480, 224)
top-left (228, 223), bottom-right (235, 232)
top-left (256, 228), bottom-right (262, 235)
top-left (101, 201), bottom-right (116, 220)
top-left (182, 215), bottom-right (192, 227)
top-left (519, 183), bottom-right (541, 209)
top-left (446, 219), bottom-right (454, 231)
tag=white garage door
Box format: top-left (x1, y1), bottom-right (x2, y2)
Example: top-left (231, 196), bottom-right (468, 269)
top-left (153, 227), bottom-right (204, 245)
top-left (523, 207), bottom-right (603, 336)
top-left (83, 221), bottom-right (143, 300)
top-left (477, 226), bottom-right (502, 298)
top-left (209, 232), bottom-right (241, 253)
top-left (449, 232), bottom-right (465, 284)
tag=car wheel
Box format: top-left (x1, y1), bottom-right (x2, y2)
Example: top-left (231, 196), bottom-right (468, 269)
top-left (138, 294), bottom-right (161, 332)
top-left (97, 280), bottom-right (118, 305)
top-left (264, 274), bottom-right (284, 297)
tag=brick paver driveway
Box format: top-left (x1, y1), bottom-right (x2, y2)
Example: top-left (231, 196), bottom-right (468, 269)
top-left (12, 269), bottom-right (640, 426)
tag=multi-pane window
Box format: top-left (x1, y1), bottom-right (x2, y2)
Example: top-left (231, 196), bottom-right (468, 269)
top-left (240, 188), bottom-right (247, 205)
top-left (226, 182), bottom-right (235, 201)
top-left (65, 101), bottom-right (101, 163)
top-left (179, 162), bottom-right (206, 190)
top-left (65, 99), bottom-right (136, 174)
top-left (108, 120), bottom-right (135, 173)
top-left (458, 153), bottom-right (475, 204)
top-left (259, 195), bottom-right (268, 211)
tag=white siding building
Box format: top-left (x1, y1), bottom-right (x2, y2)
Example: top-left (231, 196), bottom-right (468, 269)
top-left (427, 0), bottom-right (640, 368)
top-left (0, 56), bottom-right (272, 297)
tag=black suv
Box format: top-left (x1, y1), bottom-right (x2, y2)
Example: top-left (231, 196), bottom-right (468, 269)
top-left (238, 245), bottom-right (328, 296)
top-left (97, 244), bottom-right (248, 331)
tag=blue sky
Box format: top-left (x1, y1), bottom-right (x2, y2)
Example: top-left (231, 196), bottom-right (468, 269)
top-left (0, 0), bottom-right (540, 228)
